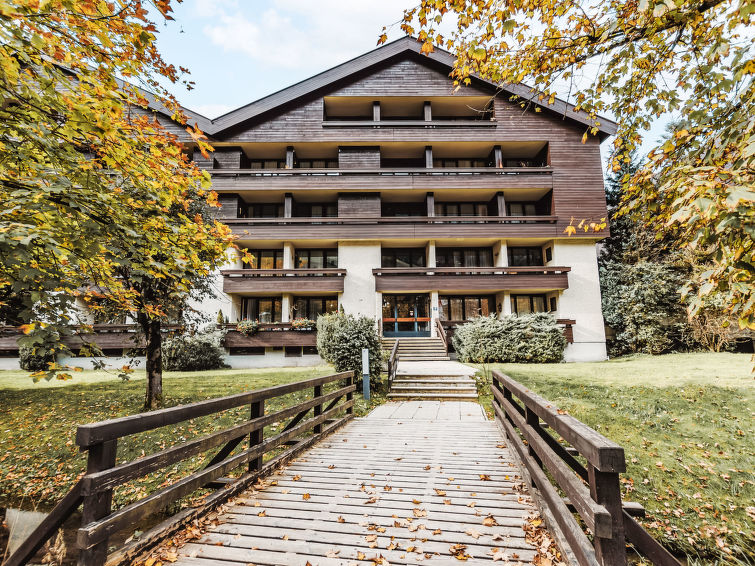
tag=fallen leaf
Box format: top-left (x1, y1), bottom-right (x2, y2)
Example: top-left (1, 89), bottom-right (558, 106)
top-left (434, 489), bottom-right (446, 496)
top-left (482, 515), bottom-right (498, 526)
top-left (292, 475), bottom-right (302, 481)
top-left (302, 493), bottom-right (311, 500)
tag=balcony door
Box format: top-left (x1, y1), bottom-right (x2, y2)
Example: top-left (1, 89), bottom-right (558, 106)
top-left (382, 294), bottom-right (430, 337)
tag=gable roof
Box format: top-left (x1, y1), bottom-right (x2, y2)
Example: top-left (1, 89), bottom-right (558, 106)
top-left (168, 36), bottom-right (618, 139)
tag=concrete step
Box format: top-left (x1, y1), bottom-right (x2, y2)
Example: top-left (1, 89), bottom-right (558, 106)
top-left (398, 357), bottom-right (451, 362)
top-left (387, 392), bottom-right (479, 400)
top-left (392, 379), bottom-right (474, 386)
top-left (391, 388), bottom-right (478, 395)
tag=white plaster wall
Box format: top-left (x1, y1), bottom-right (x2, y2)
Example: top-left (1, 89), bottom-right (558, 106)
top-left (224, 351), bottom-right (324, 369)
top-left (58, 355), bottom-right (146, 369)
top-left (339, 242), bottom-right (381, 318)
top-left (0, 358), bottom-right (20, 370)
top-left (552, 240), bottom-right (607, 362)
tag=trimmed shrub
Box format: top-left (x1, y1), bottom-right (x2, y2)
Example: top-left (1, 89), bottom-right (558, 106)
top-left (19, 345), bottom-right (56, 371)
top-left (452, 313), bottom-right (566, 363)
top-left (162, 330), bottom-right (228, 371)
top-left (316, 312), bottom-right (383, 386)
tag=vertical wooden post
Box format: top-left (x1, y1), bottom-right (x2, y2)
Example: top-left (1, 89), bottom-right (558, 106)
top-left (249, 400), bottom-right (264, 472)
top-left (426, 192), bottom-right (435, 217)
top-left (425, 145), bottom-right (433, 169)
top-left (285, 146), bottom-right (295, 169)
top-left (284, 193), bottom-right (293, 219)
top-left (423, 101), bottom-right (432, 122)
top-left (588, 464), bottom-right (627, 566)
top-left (373, 101), bottom-right (380, 122)
top-left (346, 373), bottom-right (354, 415)
top-left (525, 407), bottom-right (543, 468)
top-left (313, 384), bottom-right (323, 434)
top-left (494, 145), bottom-right (503, 168)
top-left (78, 440), bottom-right (117, 566)
top-left (496, 191), bottom-right (507, 216)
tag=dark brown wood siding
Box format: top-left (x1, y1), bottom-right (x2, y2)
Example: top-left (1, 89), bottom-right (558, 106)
top-left (338, 147), bottom-right (380, 168)
top-left (337, 193), bottom-right (381, 218)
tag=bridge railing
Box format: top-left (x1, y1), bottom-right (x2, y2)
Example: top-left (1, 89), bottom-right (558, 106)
top-left (4, 371), bottom-right (355, 566)
top-left (491, 370), bottom-right (681, 566)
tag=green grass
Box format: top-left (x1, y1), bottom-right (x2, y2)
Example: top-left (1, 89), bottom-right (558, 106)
top-left (0, 366), bottom-right (384, 510)
top-left (474, 353), bottom-right (754, 565)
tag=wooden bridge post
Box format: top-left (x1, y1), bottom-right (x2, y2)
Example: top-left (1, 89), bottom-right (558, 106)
top-left (78, 439), bottom-right (117, 566)
top-left (525, 407), bottom-right (543, 468)
top-left (249, 400), bottom-right (264, 471)
top-left (345, 372), bottom-right (354, 415)
top-left (588, 464), bottom-right (627, 566)
top-left (313, 384), bottom-right (323, 433)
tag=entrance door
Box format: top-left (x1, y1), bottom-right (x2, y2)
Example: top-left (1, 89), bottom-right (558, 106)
top-left (382, 294), bottom-right (430, 337)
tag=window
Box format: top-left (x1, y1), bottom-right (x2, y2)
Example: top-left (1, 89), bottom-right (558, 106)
top-left (229, 347), bottom-right (265, 356)
top-left (507, 247), bottom-right (544, 267)
top-left (296, 159), bottom-right (338, 169)
top-left (382, 202), bottom-right (426, 217)
top-left (295, 249), bottom-right (338, 269)
top-left (303, 346), bottom-right (319, 355)
top-left (436, 248), bottom-right (493, 268)
top-left (285, 346), bottom-right (303, 357)
top-left (294, 203), bottom-right (337, 217)
top-left (240, 297), bottom-right (282, 323)
top-left (434, 202), bottom-right (488, 217)
top-left (293, 296), bottom-right (338, 319)
top-left (511, 294), bottom-right (547, 315)
top-left (246, 203), bottom-right (283, 218)
top-left (243, 249), bottom-right (284, 270)
top-left (545, 246), bottom-right (553, 263)
top-left (439, 296), bottom-right (494, 321)
top-left (549, 297), bottom-right (557, 312)
top-left (249, 159), bottom-right (285, 169)
top-left (433, 159), bottom-right (490, 168)
top-left (381, 248), bottom-right (426, 268)
top-left (507, 202), bottom-right (538, 216)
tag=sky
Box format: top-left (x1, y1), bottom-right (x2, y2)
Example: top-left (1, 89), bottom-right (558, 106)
top-left (151, 0), bottom-right (672, 161)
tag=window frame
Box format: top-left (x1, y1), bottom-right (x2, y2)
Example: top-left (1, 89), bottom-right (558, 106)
top-left (510, 294), bottom-right (548, 315)
top-left (507, 246), bottom-right (544, 267)
top-left (240, 297), bottom-right (283, 323)
top-left (294, 249), bottom-right (338, 269)
top-left (438, 295), bottom-right (495, 321)
top-left (381, 248), bottom-right (426, 268)
top-left (435, 247), bottom-right (494, 268)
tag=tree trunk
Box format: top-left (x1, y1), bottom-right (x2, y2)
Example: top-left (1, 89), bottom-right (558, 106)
top-left (140, 314), bottom-right (163, 410)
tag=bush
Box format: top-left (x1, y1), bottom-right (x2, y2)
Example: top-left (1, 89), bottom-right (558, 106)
top-left (19, 345), bottom-right (56, 371)
top-left (162, 330), bottom-right (228, 371)
top-left (452, 314), bottom-right (566, 363)
top-left (316, 312), bottom-right (383, 386)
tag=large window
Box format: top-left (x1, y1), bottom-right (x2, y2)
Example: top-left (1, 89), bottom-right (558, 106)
top-left (295, 249), bottom-right (338, 269)
top-left (436, 247), bottom-right (493, 268)
top-left (439, 295), bottom-right (494, 321)
top-left (382, 248), bottom-right (426, 268)
top-left (240, 297), bottom-right (282, 323)
top-left (293, 296), bottom-right (338, 320)
top-left (434, 202), bottom-right (488, 217)
top-left (382, 202), bottom-right (425, 217)
top-left (246, 203), bottom-right (283, 218)
top-left (511, 294), bottom-right (547, 315)
top-left (508, 247), bottom-right (544, 267)
top-left (507, 202), bottom-right (538, 216)
top-left (294, 203), bottom-right (337, 217)
top-left (433, 158), bottom-right (490, 168)
top-left (243, 249), bottom-right (284, 270)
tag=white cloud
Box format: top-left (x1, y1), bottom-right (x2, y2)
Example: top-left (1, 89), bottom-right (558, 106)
top-left (199, 0), bottom-right (414, 73)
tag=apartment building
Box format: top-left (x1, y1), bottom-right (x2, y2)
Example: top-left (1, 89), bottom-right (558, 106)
top-left (0, 37), bottom-right (616, 368)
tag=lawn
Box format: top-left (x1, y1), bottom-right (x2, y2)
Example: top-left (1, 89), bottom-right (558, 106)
top-left (474, 352), bottom-right (754, 566)
top-left (0, 366), bottom-right (385, 510)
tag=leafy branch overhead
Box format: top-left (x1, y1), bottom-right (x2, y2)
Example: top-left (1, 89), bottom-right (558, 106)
top-left (385, 0), bottom-right (755, 329)
top-left (0, 1), bottom-right (239, 387)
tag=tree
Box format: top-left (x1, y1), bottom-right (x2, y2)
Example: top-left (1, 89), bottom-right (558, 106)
top-left (0, 1), bottom-right (236, 408)
top-left (386, 0), bottom-right (754, 330)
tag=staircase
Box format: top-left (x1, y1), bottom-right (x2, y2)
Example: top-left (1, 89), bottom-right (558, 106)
top-left (382, 337), bottom-right (478, 401)
top-left (387, 374), bottom-right (478, 401)
top-left (381, 336), bottom-right (450, 361)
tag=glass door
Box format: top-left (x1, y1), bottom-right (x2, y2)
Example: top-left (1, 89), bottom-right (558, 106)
top-left (382, 294), bottom-right (430, 337)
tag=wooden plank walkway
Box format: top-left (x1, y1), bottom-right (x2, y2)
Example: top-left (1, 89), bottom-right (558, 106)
top-left (170, 402), bottom-right (548, 565)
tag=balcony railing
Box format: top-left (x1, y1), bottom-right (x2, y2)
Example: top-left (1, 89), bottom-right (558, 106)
top-left (211, 166), bottom-right (552, 178)
top-left (224, 215), bottom-right (559, 241)
top-left (0, 324), bottom-right (183, 352)
top-left (221, 268), bottom-right (346, 293)
top-left (372, 266), bottom-right (570, 292)
top-left (218, 323), bottom-right (317, 348)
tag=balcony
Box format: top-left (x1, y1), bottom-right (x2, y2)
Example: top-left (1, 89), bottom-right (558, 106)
top-left (221, 269), bottom-right (346, 294)
top-left (372, 266), bottom-right (570, 292)
top-left (209, 166), bottom-right (553, 192)
top-left (220, 323), bottom-right (317, 348)
top-left (225, 215), bottom-right (559, 241)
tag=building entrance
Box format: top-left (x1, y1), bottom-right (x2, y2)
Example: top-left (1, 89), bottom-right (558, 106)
top-left (381, 293), bottom-right (431, 337)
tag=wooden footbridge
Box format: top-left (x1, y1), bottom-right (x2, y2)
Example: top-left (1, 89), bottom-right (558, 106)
top-left (4, 370), bottom-right (680, 566)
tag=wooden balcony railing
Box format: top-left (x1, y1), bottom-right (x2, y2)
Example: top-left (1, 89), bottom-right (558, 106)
top-left (219, 323), bottom-right (318, 348)
top-left (0, 324), bottom-right (182, 352)
top-left (221, 268), bottom-right (346, 293)
top-left (372, 266), bottom-right (571, 292)
top-left (210, 166), bottom-right (553, 178)
top-left (223, 216), bottom-right (560, 241)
